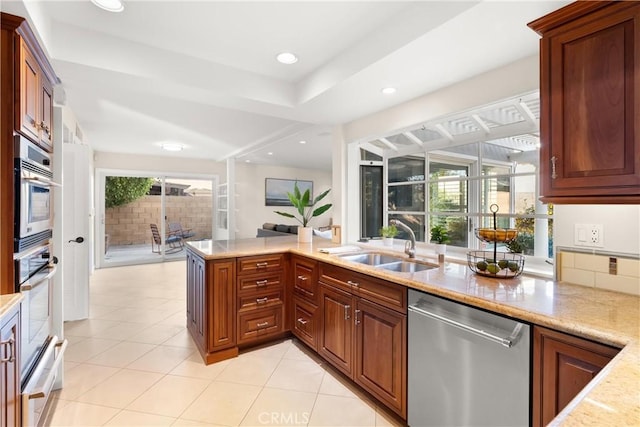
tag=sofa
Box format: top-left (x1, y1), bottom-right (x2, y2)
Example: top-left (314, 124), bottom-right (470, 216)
top-left (256, 223), bottom-right (332, 239)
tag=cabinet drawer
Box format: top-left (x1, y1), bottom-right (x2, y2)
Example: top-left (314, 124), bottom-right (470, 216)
top-left (293, 257), bottom-right (318, 302)
top-left (238, 290), bottom-right (284, 312)
top-left (292, 296), bottom-right (318, 351)
top-left (237, 306), bottom-right (283, 345)
top-left (237, 254), bottom-right (284, 275)
top-left (238, 273), bottom-right (283, 293)
top-left (320, 263), bottom-right (407, 313)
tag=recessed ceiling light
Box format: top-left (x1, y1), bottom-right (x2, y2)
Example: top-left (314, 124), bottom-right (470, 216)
top-left (267, 152), bottom-right (273, 156)
top-left (161, 143), bottom-right (183, 152)
top-left (381, 87), bottom-right (397, 95)
top-left (245, 159), bottom-right (251, 163)
top-left (299, 140), bottom-right (307, 144)
top-left (276, 52), bottom-right (298, 64)
top-left (91, 0), bottom-right (124, 12)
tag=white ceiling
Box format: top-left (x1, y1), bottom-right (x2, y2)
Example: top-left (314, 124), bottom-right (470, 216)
top-left (3, 0), bottom-right (570, 171)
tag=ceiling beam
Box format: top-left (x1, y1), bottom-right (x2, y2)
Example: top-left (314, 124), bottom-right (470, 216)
top-left (434, 124), bottom-right (454, 142)
top-left (515, 101), bottom-right (537, 125)
top-left (471, 114), bottom-right (491, 134)
top-left (379, 137), bottom-right (399, 151)
top-left (403, 131), bottom-right (424, 147)
top-left (359, 141), bottom-right (384, 157)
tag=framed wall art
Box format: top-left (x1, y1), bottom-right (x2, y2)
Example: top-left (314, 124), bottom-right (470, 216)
top-left (265, 178), bottom-right (313, 206)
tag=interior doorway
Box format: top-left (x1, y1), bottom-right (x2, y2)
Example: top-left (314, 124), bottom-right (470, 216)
top-left (96, 171), bottom-right (216, 268)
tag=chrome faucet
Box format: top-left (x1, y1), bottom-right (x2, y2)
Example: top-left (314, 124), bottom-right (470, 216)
top-left (389, 219), bottom-right (416, 258)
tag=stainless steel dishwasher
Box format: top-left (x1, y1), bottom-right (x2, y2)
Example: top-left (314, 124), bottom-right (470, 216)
top-left (408, 289), bottom-right (530, 427)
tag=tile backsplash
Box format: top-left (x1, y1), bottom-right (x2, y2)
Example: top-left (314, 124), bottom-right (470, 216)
top-left (558, 251), bottom-right (640, 296)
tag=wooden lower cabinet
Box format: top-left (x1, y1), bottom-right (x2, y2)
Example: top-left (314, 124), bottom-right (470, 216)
top-left (237, 306), bottom-right (283, 345)
top-left (319, 284), bottom-right (353, 376)
top-left (292, 296), bottom-right (318, 351)
top-left (532, 326), bottom-right (618, 426)
top-left (0, 304), bottom-right (20, 427)
top-left (354, 298), bottom-right (406, 417)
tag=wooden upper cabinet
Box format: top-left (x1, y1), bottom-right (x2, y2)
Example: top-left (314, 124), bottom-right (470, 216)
top-left (529, 1), bottom-right (640, 203)
top-left (19, 39), bottom-right (40, 142)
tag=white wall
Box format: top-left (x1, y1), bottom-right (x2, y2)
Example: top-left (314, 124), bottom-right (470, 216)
top-left (234, 162), bottom-right (333, 239)
top-left (94, 151), bottom-right (226, 176)
top-left (554, 205), bottom-right (640, 256)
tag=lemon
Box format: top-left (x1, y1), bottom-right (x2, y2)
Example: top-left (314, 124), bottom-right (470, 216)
top-left (498, 259), bottom-right (509, 269)
top-left (508, 261), bottom-right (519, 272)
top-left (476, 260), bottom-right (488, 271)
top-left (487, 263), bottom-right (500, 274)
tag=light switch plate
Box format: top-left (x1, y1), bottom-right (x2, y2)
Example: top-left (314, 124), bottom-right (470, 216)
top-left (574, 224), bottom-right (604, 247)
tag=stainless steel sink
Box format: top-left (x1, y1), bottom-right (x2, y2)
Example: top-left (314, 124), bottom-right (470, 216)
top-left (378, 261), bottom-right (435, 273)
top-left (338, 253), bottom-right (405, 265)
top-left (338, 252), bottom-right (437, 273)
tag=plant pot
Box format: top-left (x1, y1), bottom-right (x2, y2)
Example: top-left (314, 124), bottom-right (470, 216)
top-left (298, 227), bottom-right (313, 243)
top-left (383, 237), bottom-right (394, 246)
top-left (434, 243), bottom-right (447, 255)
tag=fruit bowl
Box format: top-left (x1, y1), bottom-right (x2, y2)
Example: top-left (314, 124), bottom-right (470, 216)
top-left (474, 228), bottom-right (518, 243)
top-left (467, 251), bottom-right (524, 278)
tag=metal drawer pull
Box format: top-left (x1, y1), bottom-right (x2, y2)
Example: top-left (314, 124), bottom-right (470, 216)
top-left (256, 262), bottom-right (268, 268)
top-left (0, 337), bottom-right (15, 363)
top-left (256, 280), bottom-right (268, 286)
top-left (551, 156), bottom-right (558, 179)
top-left (256, 297), bottom-right (268, 304)
top-left (297, 318), bottom-right (308, 325)
top-left (354, 309), bottom-right (362, 325)
top-left (344, 305), bottom-right (351, 320)
top-left (297, 275), bottom-right (307, 281)
top-left (408, 305), bottom-right (524, 348)
top-left (256, 321), bottom-right (269, 328)
top-left (347, 280), bottom-right (359, 287)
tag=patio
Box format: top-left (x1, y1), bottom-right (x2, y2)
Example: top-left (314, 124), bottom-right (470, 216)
top-left (104, 243), bottom-right (188, 265)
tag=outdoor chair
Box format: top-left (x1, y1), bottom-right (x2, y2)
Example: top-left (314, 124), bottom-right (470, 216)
top-left (168, 221), bottom-right (196, 240)
top-left (150, 223), bottom-right (184, 254)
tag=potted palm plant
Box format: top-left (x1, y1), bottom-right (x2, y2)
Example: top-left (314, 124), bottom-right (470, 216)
top-left (430, 224), bottom-right (450, 255)
top-left (274, 182), bottom-right (332, 243)
top-left (380, 224), bottom-right (398, 246)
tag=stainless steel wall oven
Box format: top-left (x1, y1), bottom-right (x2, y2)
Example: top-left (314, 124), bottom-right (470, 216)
top-left (14, 135), bottom-right (56, 252)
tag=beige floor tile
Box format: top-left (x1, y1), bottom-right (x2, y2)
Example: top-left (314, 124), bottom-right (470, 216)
top-left (240, 387), bottom-right (316, 426)
top-left (162, 329), bottom-right (197, 349)
top-left (215, 353), bottom-right (281, 386)
top-left (126, 323), bottom-right (184, 344)
top-left (172, 418), bottom-right (226, 426)
top-left (57, 363), bottom-right (120, 400)
top-left (93, 321), bottom-right (152, 340)
top-left (170, 352), bottom-right (231, 380)
top-left (318, 370), bottom-right (360, 398)
top-left (105, 410), bottom-right (176, 426)
top-left (65, 335), bottom-right (88, 346)
top-left (65, 337), bottom-right (121, 363)
top-left (65, 318), bottom-right (122, 337)
top-left (266, 358), bottom-right (325, 393)
top-left (45, 401), bottom-right (120, 426)
top-left (87, 341), bottom-right (156, 368)
top-left (375, 409), bottom-right (404, 427)
top-left (241, 339), bottom-right (292, 360)
top-left (283, 341), bottom-right (323, 362)
top-left (76, 369), bottom-right (163, 408)
top-left (157, 311), bottom-right (188, 327)
top-left (308, 394), bottom-right (377, 427)
top-left (97, 307), bottom-right (175, 324)
top-left (126, 345), bottom-right (194, 373)
top-left (126, 375), bottom-right (211, 417)
top-left (64, 360), bottom-right (81, 372)
top-left (180, 381), bottom-right (261, 425)
top-left (88, 304), bottom-right (121, 318)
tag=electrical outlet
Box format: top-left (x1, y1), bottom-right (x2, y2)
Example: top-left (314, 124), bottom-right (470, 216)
top-left (574, 224), bottom-right (604, 247)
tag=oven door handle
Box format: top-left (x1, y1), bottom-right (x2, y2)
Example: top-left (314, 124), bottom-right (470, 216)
top-left (24, 340), bottom-right (68, 400)
top-left (23, 176), bottom-right (62, 187)
top-left (20, 264), bottom-right (57, 292)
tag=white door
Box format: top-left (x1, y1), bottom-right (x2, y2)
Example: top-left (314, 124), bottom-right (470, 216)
top-left (63, 144), bottom-right (91, 321)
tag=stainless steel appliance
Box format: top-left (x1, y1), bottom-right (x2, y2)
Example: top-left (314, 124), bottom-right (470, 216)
top-left (408, 289), bottom-right (530, 427)
top-left (14, 135), bottom-right (57, 252)
top-left (14, 243), bottom-right (67, 426)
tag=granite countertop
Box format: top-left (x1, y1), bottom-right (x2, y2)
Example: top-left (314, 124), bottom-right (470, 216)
top-left (187, 237), bottom-right (640, 426)
top-left (0, 293), bottom-right (23, 319)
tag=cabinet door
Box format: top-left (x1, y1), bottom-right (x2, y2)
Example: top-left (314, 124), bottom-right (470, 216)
top-left (208, 260), bottom-right (236, 351)
top-left (186, 252), bottom-right (206, 353)
top-left (319, 284), bottom-right (353, 376)
top-left (39, 78), bottom-right (53, 150)
top-left (0, 310), bottom-right (20, 427)
top-left (354, 298), bottom-right (406, 418)
top-left (292, 256), bottom-right (318, 302)
top-left (18, 39), bottom-right (40, 142)
top-left (533, 326), bottom-right (618, 427)
top-left (292, 296), bottom-right (318, 351)
top-left (536, 2), bottom-right (640, 202)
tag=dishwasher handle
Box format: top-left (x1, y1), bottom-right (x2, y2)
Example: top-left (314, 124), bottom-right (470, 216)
top-left (408, 304), bottom-right (524, 348)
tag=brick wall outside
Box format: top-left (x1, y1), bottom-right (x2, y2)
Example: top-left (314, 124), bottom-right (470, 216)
top-left (106, 195), bottom-right (213, 245)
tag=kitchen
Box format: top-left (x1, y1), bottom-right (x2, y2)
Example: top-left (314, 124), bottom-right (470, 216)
top-left (1, 1), bottom-right (639, 426)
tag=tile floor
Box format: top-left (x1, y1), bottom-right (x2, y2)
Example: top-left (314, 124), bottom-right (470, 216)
top-left (44, 261), bottom-right (402, 426)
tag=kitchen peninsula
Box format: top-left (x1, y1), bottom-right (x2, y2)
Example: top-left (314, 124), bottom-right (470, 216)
top-left (185, 236), bottom-right (639, 426)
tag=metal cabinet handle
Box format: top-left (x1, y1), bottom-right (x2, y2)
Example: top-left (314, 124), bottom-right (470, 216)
top-left (256, 262), bottom-right (268, 268)
top-left (347, 280), bottom-right (359, 287)
top-left (297, 275), bottom-right (307, 282)
top-left (551, 156), bottom-right (558, 179)
top-left (354, 309), bottom-right (361, 325)
top-left (297, 318), bottom-right (308, 325)
top-left (0, 337), bottom-right (15, 363)
top-left (344, 305), bottom-right (351, 320)
top-left (256, 280), bottom-right (268, 287)
top-left (256, 297), bottom-right (268, 304)
top-left (256, 321), bottom-right (269, 328)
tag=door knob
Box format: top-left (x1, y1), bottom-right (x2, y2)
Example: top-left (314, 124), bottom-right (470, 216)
top-left (69, 237), bottom-right (84, 243)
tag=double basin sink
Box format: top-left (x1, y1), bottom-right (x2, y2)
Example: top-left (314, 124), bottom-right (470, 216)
top-left (337, 252), bottom-right (437, 273)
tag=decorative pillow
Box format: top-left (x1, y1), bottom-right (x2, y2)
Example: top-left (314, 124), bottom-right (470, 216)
top-left (262, 223), bottom-right (277, 230)
top-left (288, 225), bottom-right (298, 234)
top-left (275, 224), bottom-right (289, 233)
